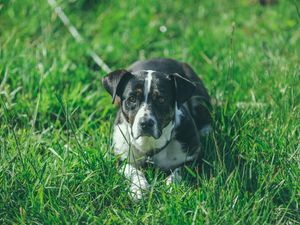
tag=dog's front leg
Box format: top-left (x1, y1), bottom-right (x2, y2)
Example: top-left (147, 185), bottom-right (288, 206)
top-left (122, 164), bottom-right (149, 200)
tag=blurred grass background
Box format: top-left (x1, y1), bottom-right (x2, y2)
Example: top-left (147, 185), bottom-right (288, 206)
top-left (0, 0), bottom-right (299, 224)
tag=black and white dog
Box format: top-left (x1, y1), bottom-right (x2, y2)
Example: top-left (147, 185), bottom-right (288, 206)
top-left (102, 58), bottom-right (212, 199)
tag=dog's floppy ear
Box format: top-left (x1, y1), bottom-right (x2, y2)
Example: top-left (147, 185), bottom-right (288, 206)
top-left (102, 69), bottom-right (133, 104)
top-left (170, 73), bottom-right (196, 105)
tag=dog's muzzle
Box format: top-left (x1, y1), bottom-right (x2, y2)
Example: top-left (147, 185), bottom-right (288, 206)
top-left (136, 117), bottom-right (161, 139)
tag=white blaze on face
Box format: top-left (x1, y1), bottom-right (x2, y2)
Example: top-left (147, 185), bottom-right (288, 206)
top-left (144, 70), bottom-right (153, 103)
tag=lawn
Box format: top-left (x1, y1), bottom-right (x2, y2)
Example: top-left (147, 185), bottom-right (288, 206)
top-left (0, 0), bottom-right (299, 224)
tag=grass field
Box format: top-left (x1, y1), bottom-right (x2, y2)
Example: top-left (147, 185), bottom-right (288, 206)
top-left (1, 0), bottom-right (300, 224)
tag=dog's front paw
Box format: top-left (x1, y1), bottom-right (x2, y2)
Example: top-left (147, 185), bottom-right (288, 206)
top-left (122, 164), bottom-right (149, 200)
top-left (130, 184), bottom-right (148, 200)
top-left (166, 168), bottom-right (182, 186)
top-left (130, 177), bottom-right (149, 200)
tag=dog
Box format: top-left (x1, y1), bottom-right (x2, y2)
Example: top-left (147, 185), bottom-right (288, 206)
top-left (102, 58), bottom-right (212, 199)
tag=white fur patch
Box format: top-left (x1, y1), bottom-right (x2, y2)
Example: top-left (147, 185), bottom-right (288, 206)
top-left (200, 124), bottom-right (212, 136)
top-left (122, 164), bottom-right (149, 200)
top-left (151, 140), bottom-right (198, 170)
top-left (166, 167), bottom-right (182, 185)
top-left (175, 102), bottom-right (184, 127)
top-left (113, 122), bottom-right (131, 160)
top-left (144, 70), bottom-right (153, 103)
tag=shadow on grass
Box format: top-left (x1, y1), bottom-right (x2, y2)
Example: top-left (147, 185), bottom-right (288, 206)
top-left (181, 103), bottom-right (298, 220)
top-left (186, 103), bottom-right (259, 192)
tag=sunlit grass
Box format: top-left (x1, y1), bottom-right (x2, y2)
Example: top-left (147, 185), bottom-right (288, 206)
top-left (0, 0), bottom-right (299, 224)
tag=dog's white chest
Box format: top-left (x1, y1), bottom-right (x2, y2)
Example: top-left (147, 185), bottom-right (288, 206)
top-left (151, 140), bottom-right (193, 170)
top-left (113, 117), bottom-right (198, 169)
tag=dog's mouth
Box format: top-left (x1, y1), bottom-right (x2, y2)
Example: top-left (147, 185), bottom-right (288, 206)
top-left (129, 121), bottom-right (175, 156)
top-left (134, 130), bottom-right (161, 140)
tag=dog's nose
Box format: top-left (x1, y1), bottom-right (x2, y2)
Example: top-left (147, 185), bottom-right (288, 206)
top-left (140, 118), bottom-right (154, 129)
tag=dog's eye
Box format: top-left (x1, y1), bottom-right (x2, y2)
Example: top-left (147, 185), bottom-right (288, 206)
top-left (128, 96), bottom-right (136, 103)
top-left (158, 96), bottom-right (165, 104)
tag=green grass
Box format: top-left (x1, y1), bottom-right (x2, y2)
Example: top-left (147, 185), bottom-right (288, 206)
top-left (0, 0), bottom-right (299, 224)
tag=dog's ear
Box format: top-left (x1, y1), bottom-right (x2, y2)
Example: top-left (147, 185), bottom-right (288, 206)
top-left (170, 73), bottom-right (196, 106)
top-left (102, 69), bottom-right (133, 104)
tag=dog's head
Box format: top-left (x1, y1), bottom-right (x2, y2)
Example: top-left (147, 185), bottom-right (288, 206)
top-left (102, 69), bottom-right (195, 150)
